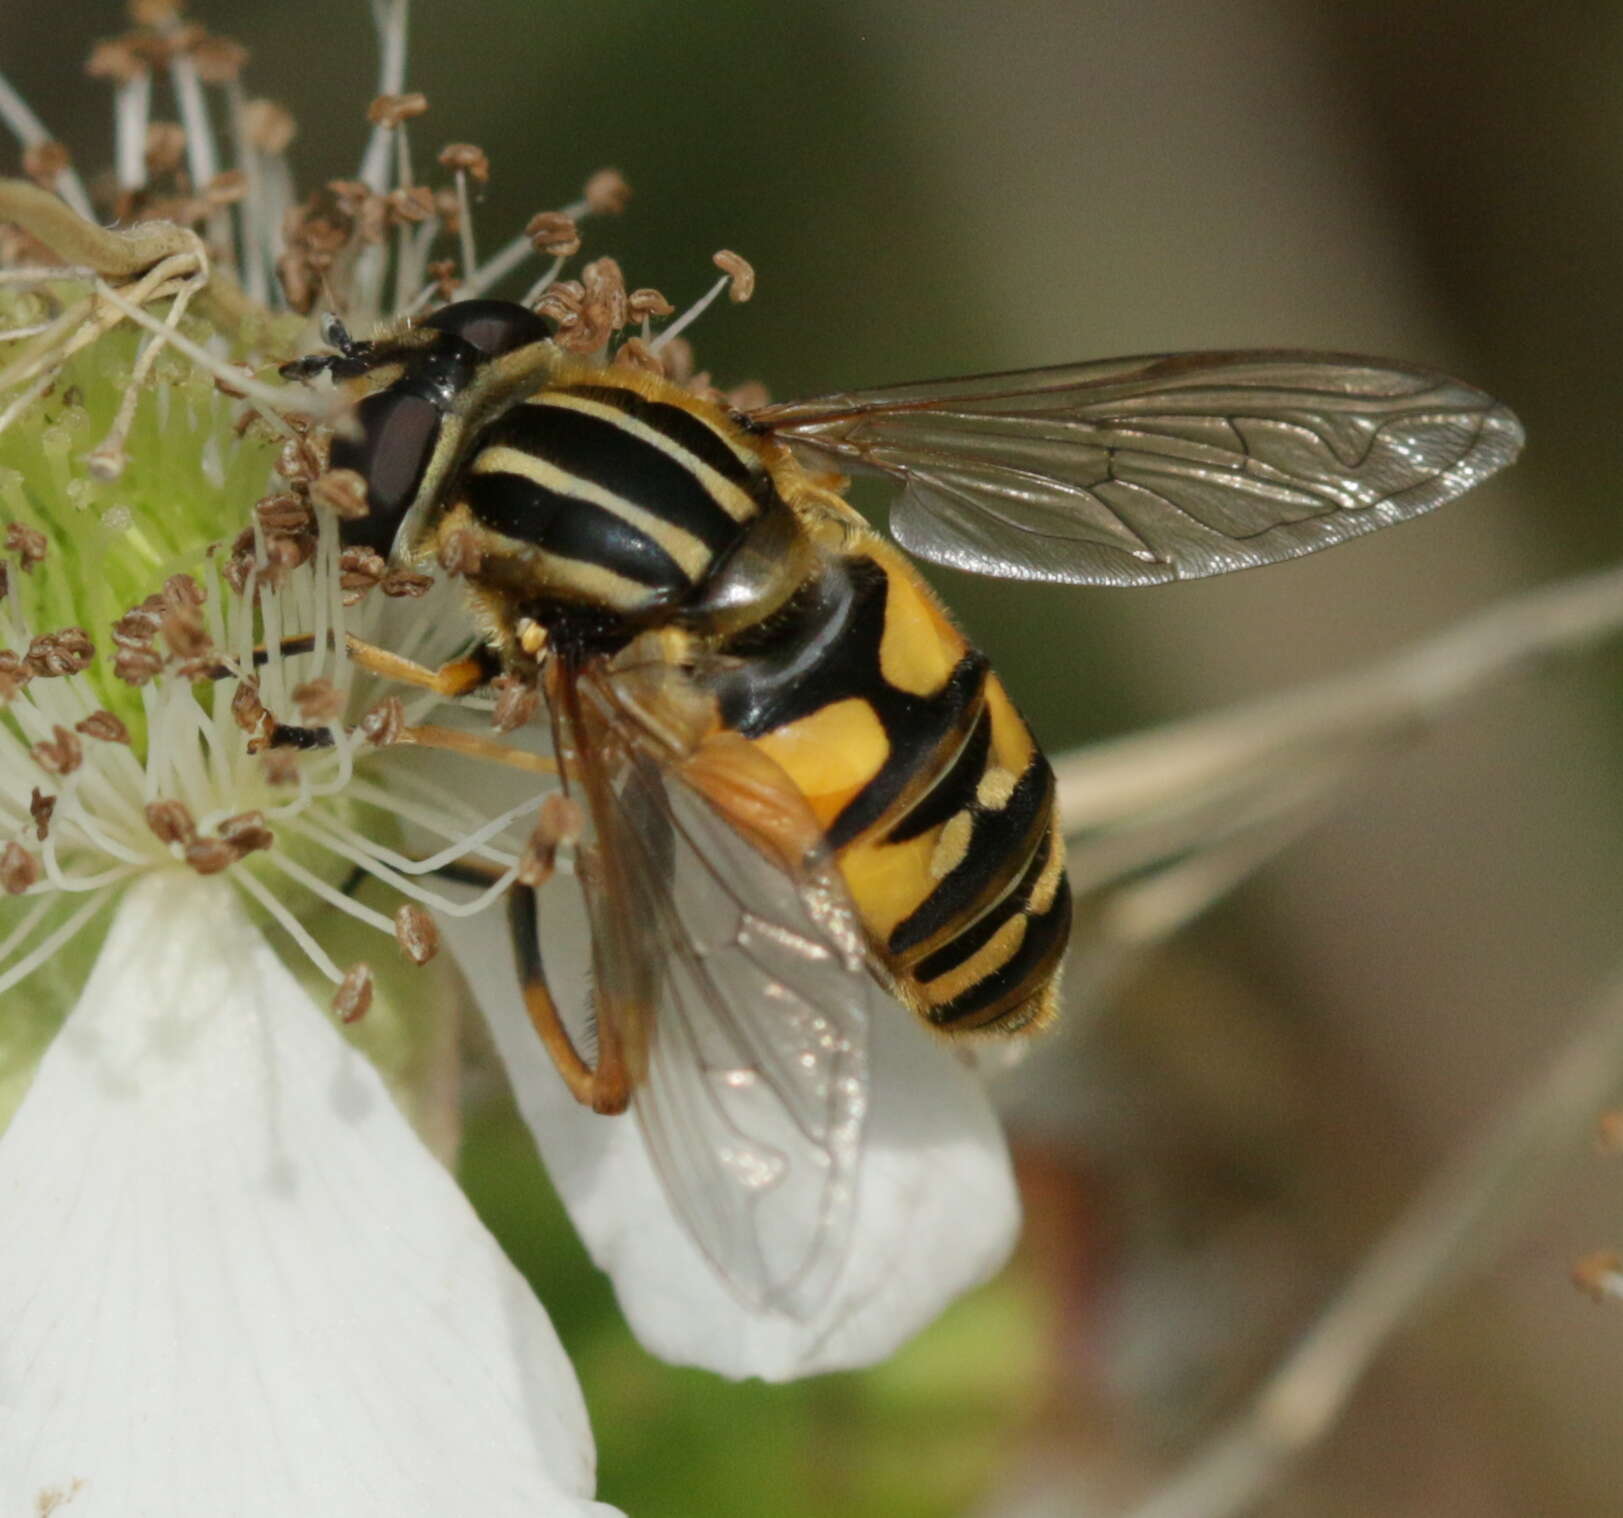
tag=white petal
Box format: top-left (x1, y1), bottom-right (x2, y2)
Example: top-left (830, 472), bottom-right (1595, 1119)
top-left (443, 907), bottom-right (1021, 1381)
top-left (0, 873), bottom-right (621, 1518)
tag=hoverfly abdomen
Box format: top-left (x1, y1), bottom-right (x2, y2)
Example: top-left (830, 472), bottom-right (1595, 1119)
top-left (708, 524), bottom-right (1070, 1035)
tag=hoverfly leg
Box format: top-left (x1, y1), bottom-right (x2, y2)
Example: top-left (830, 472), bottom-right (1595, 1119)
top-left (508, 878), bottom-right (631, 1116)
top-left (197, 631), bottom-right (322, 682)
top-left (341, 634), bottom-right (500, 698)
top-left (393, 722), bottom-right (558, 778)
top-left (197, 629), bottom-right (492, 690)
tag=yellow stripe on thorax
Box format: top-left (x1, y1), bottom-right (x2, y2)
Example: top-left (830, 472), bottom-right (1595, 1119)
top-left (470, 442), bottom-right (713, 581)
top-left (522, 552), bottom-right (654, 613)
top-left (532, 390), bottom-right (762, 523)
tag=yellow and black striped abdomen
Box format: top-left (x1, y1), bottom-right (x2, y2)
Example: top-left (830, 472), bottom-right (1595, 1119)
top-left (711, 537), bottom-right (1070, 1034)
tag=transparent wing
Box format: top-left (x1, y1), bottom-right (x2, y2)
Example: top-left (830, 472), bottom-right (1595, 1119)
top-left (751, 351), bottom-right (1524, 585)
top-left (564, 672), bottom-right (878, 1318)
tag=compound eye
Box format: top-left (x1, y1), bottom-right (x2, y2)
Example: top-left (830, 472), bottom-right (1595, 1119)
top-left (331, 389), bottom-right (441, 555)
top-left (422, 299), bottom-right (549, 358)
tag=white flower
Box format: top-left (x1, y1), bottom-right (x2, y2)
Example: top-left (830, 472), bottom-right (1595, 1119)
top-left (0, 872), bottom-right (617, 1518)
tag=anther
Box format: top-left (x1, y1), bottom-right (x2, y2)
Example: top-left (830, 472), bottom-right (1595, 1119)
top-left (22, 141), bottom-right (73, 192)
top-left (582, 257), bottom-right (629, 332)
top-left (379, 568), bottom-right (433, 598)
top-left (205, 170), bottom-right (248, 207)
top-left (144, 121), bottom-right (187, 176)
top-left (261, 748), bottom-right (301, 786)
top-left (0, 842), bottom-right (41, 895)
top-left (526, 211), bottom-right (580, 258)
top-left (367, 92), bottom-right (429, 129)
top-left (628, 288), bottom-right (675, 321)
top-left (385, 186), bottom-right (435, 225)
top-left (292, 678), bottom-right (343, 721)
top-left (114, 645), bottom-right (164, 685)
top-left (437, 143), bottom-right (490, 182)
top-left (436, 528), bottom-right (483, 578)
top-left (256, 493), bottom-right (315, 535)
top-left (537, 279), bottom-right (583, 318)
top-left (231, 680), bottom-right (274, 743)
top-left (145, 799), bottom-right (198, 846)
top-left (582, 168), bottom-right (631, 215)
top-left (613, 337), bottom-right (664, 376)
top-left (338, 546), bottom-right (387, 604)
top-left (277, 432), bottom-right (329, 486)
top-left (261, 533), bottom-right (312, 579)
top-left (160, 604), bottom-right (211, 659)
top-left (189, 35), bottom-right (249, 85)
top-left (5, 523), bottom-right (47, 571)
top-left (164, 573), bottom-right (207, 608)
top-left (490, 674), bottom-right (539, 734)
top-left (360, 696), bottom-right (405, 747)
top-left (85, 37), bottom-right (149, 84)
top-left (313, 468), bottom-right (370, 521)
top-left (212, 363), bottom-right (256, 400)
top-left (661, 336), bottom-right (696, 385)
top-left (113, 605), bottom-right (163, 645)
top-left (0, 651), bottom-right (28, 701)
top-left (25, 628), bottom-right (94, 678)
top-left (333, 963), bottom-right (375, 1022)
top-left (184, 838), bottom-right (236, 875)
top-left (517, 794), bottom-right (583, 889)
top-left (76, 709), bottom-right (131, 744)
top-left (727, 380), bottom-right (771, 412)
top-left (393, 904), bottom-right (440, 966)
top-left (33, 726), bottom-right (83, 776)
top-left (218, 810), bottom-right (274, 856)
top-left (243, 99), bottom-right (296, 156)
top-left (712, 249), bottom-right (755, 302)
top-left (29, 788), bottom-right (55, 842)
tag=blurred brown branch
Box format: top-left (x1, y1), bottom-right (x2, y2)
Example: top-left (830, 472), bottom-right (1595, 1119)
top-left (1119, 953), bottom-right (1623, 1518)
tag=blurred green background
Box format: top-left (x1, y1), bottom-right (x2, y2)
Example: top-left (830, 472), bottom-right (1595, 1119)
top-left (12, 2), bottom-right (1623, 1512)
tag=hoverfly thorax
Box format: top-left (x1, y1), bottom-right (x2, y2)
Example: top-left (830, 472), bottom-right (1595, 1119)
top-left (301, 299), bottom-right (809, 653)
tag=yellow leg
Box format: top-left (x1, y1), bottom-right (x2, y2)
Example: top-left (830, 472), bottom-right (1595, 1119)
top-left (509, 881), bottom-right (631, 1115)
top-left (398, 723), bottom-right (558, 778)
top-left (202, 632), bottom-right (491, 694)
top-left (343, 633), bottom-right (494, 698)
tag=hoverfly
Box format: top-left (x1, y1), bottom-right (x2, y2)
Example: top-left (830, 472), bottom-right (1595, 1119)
top-left (283, 299), bottom-right (1522, 1315)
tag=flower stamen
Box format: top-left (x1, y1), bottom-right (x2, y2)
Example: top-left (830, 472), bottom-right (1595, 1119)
top-left (650, 249), bottom-right (756, 355)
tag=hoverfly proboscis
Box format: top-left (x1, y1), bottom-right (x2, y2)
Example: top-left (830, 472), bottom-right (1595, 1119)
top-left (279, 299), bottom-right (1523, 1317)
